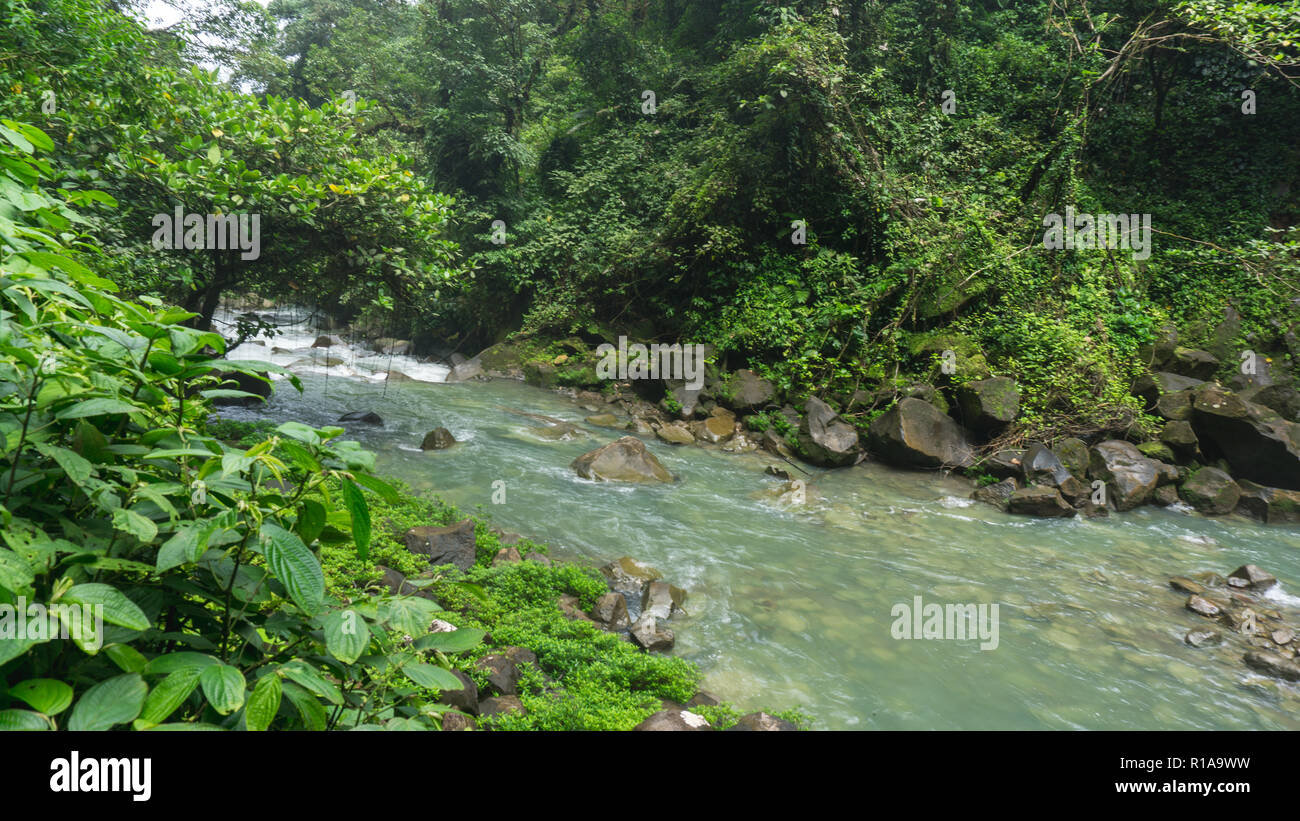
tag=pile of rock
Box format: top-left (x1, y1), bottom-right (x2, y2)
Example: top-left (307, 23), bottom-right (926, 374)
top-left (550, 556), bottom-right (689, 653)
top-left (1172, 564), bottom-right (1300, 683)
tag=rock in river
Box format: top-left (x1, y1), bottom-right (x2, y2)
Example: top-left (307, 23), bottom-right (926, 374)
top-left (1088, 440), bottom-right (1160, 510)
top-left (420, 427), bottom-right (456, 450)
top-left (867, 398), bottom-right (975, 469)
top-left (571, 436), bottom-right (674, 483)
top-left (795, 396), bottom-right (861, 466)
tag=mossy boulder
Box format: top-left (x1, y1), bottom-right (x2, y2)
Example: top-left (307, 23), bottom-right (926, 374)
top-left (1179, 466), bottom-right (1241, 515)
top-left (1137, 440), bottom-right (1177, 464)
top-left (955, 377), bottom-right (1019, 431)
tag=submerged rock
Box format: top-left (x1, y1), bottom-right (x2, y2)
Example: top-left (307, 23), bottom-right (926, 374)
top-left (571, 436), bottom-right (674, 483)
top-left (420, 427), bottom-right (456, 450)
top-left (728, 712), bottom-right (797, 731)
top-left (600, 557), bottom-right (664, 596)
top-left (339, 410), bottom-right (383, 425)
top-left (641, 580), bottom-right (685, 620)
top-left (1243, 650), bottom-right (1300, 682)
top-left (972, 477), bottom-right (1018, 512)
top-left (867, 398), bottom-right (975, 469)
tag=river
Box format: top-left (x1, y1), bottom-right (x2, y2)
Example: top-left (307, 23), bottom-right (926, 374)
top-left (213, 307), bottom-right (1300, 730)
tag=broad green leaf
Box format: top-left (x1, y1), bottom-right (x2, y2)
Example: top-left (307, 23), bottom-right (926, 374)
top-left (352, 473), bottom-right (401, 503)
top-left (0, 709), bottom-right (50, 730)
top-left (67, 673), bottom-right (147, 731)
top-left (143, 652), bottom-right (219, 676)
top-left (245, 673), bottom-right (282, 731)
top-left (383, 596), bottom-right (441, 636)
top-left (280, 680), bottom-right (327, 730)
top-left (55, 397), bottom-right (141, 419)
top-left (260, 523), bottom-right (324, 615)
top-left (9, 679), bottom-right (73, 715)
top-left (414, 627), bottom-right (485, 654)
top-left (199, 664), bottom-right (245, 715)
top-left (341, 479), bottom-right (370, 560)
top-left (401, 663), bottom-right (464, 691)
top-left (279, 661), bottom-right (342, 705)
top-left (32, 443), bottom-right (92, 485)
top-left (139, 668), bottom-right (201, 725)
top-left (111, 508), bottom-right (158, 543)
top-left (323, 608), bottom-right (369, 664)
top-left (296, 499), bottom-right (326, 544)
top-left (104, 643), bottom-right (148, 673)
top-left (62, 583), bottom-right (150, 630)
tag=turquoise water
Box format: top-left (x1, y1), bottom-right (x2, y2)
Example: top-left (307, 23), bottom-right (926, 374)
top-left (220, 348), bottom-right (1300, 730)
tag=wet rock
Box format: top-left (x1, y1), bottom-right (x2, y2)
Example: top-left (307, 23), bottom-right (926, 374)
top-left (475, 341), bottom-right (526, 379)
top-left (1190, 383), bottom-right (1300, 490)
top-left (759, 428), bottom-right (794, 458)
top-left (571, 436), bottom-right (674, 483)
top-left (1179, 467), bottom-right (1241, 515)
top-left (1137, 441), bottom-right (1177, 464)
top-left (1184, 629), bottom-right (1223, 648)
top-left (474, 654), bottom-right (520, 696)
top-left (982, 449), bottom-right (1025, 480)
top-left (796, 397), bottom-right (861, 467)
top-left (1243, 650), bottom-right (1300, 682)
top-left (641, 581), bottom-right (685, 620)
top-left (721, 431), bottom-right (759, 453)
top-left (726, 369), bottom-right (777, 412)
top-left (478, 695), bottom-right (527, 717)
top-left (1152, 485), bottom-right (1180, 506)
top-left (530, 422), bottom-right (585, 441)
top-left (339, 411), bottom-right (383, 425)
top-left (591, 592), bottom-right (630, 630)
top-left (1228, 564), bottom-right (1277, 591)
top-left (1169, 577), bottom-right (1206, 595)
top-left (867, 398), bottom-right (975, 469)
top-left (1089, 440), bottom-right (1160, 510)
top-left (404, 519), bottom-right (477, 571)
top-left (600, 557), bottom-right (663, 597)
top-left (1186, 595), bottom-right (1222, 618)
top-left (439, 712), bottom-right (477, 731)
top-left (1272, 629), bottom-right (1294, 646)
top-left (1007, 486), bottom-right (1076, 517)
top-left (523, 360), bottom-right (559, 389)
top-left (1159, 420), bottom-right (1199, 458)
top-left (447, 356), bottom-right (484, 382)
top-left (660, 379), bottom-right (703, 419)
top-left (1235, 479), bottom-right (1300, 524)
top-left (381, 369), bottom-right (412, 382)
top-left (492, 546), bottom-right (521, 567)
top-left (1167, 347), bottom-right (1221, 380)
top-left (954, 376), bottom-right (1020, 431)
top-left (765, 464), bottom-right (794, 480)
top-left (585, 413), bottom-right (619, 427)
top-left (374, 337), bottom-right (413, 356)
top-left (654, 422), bottom-right (695, 445)
top-left (312, 334), bottom-right (342, 347)
top-left (629, 613), bottom-right (674, 651)
top-left (696, 413), bottom-right (736, 444)
top-left (438, 669), bottom-right (479, 715)
top-left (634, 709), bottom-right (711, 731)
top-left (557, 594), bottom-right (595, 624)
top-left (972, 477), bottom-right (1019, 511)
top-left (420, 427), bottom-right (456, 450)
top-left (686, 691), bottom-right (721, 709)
top-left (728, 712), bottom-right (797, 731)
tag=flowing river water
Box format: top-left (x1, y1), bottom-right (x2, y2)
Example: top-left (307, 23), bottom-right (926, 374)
top-left (215, 308), bottom-right (1300, 730)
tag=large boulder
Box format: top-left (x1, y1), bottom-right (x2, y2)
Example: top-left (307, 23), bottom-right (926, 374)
top-left (1007, 486), bottom-right (1076, 518)
top-left (1159, 420), bottom-right (1199, 459)
top-left (725, 369), bottom-right (777, 412)
top-left (1167, 347), bottom-right (1221, 380)
top-left (1054, 438), bottom-right (1091, 480)
top-left (571, 436), bottom-right (674, 483)
top-left (1235, 480), bottom-right (1300, 524)
top-left (1020, 442), bottom-right (1088, 503)
top-left (1190, 384), bottom-right (1300, 490)
top-left (795, 397), bottom-right (861, 467)
top-left (954, 377), bottom-right (1019, 431)
top-left (1088, 441), bottom-right (1160, 510)
top-left (1243, 651), bottom-right (1300, 682)
top-left (1179, 467), bottom-right (1241, 515)
top-left (446, 356), bottom-right (484, 382)
top-left (339, 411), bottom-right (383, 425)
top-left (591, 593), bottom-right (630, 630)
top-left (867, 398), bottom-right (975, 469)
top-left (1241, 383), bottom-right (1300, 423)
top-left (654, 422), bottom-right (695, 445)
top-left (403, 519), bottom-right (477, 570)
top-left (629, 614), bottom-right (674, 652)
